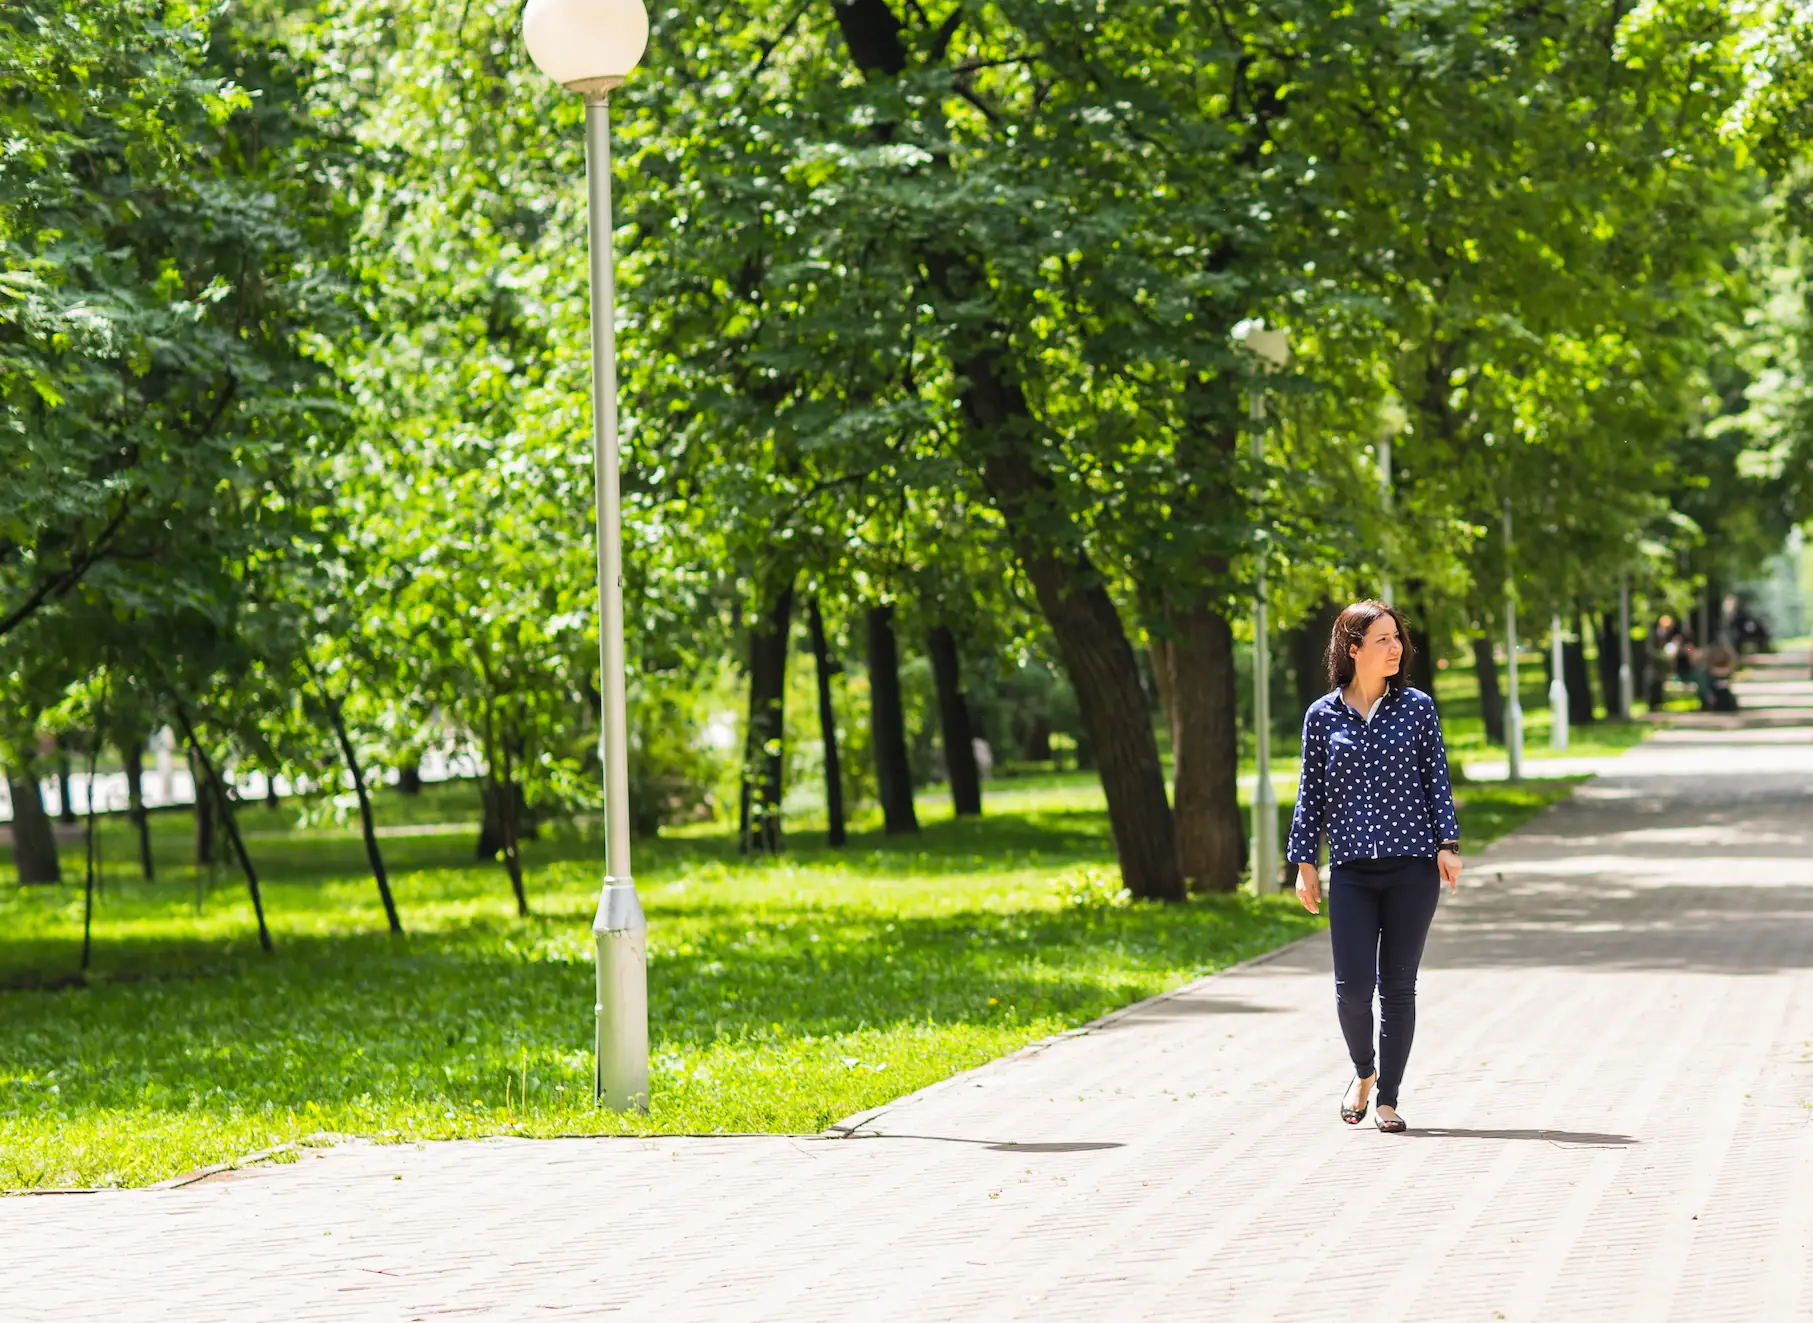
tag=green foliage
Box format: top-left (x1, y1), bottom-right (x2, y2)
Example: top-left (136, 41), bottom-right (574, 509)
top-left (1, 2), bottom-right (350, 644)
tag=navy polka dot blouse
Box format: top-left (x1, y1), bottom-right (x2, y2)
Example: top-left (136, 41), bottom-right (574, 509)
top-left (1286, 686), bottom-right (1461, 866)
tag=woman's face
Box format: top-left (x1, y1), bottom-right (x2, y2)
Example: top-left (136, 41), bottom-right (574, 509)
top-left (1349, 616), bottom-right (1403, 678)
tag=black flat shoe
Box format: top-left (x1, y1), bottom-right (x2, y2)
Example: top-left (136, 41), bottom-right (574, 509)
top-left (1375, 1109), bottom-right (1407, 1133)
top-left (1340, 1074), bottom-right (1375, 1125)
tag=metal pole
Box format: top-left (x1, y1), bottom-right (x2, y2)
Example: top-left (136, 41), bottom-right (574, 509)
top-left (1378, 431), bottom-right (1393, 603)
top-left (1617, 575), bottom-right (1634, 722)
top-left (1549, 611), bottom-right (1569, 751)
top-left (1503, 500), bottom-right (1522, 783)
top-left (1249, 382), bottom-right (1278, 894)
top-left (584, 93), bottom-right (648, 1112)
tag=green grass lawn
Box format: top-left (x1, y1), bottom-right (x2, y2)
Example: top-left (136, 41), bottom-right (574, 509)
top-left (0, 773), bottom-right (1575, 1190)
top-left (1427, 654), bottom-right (1686, 763)
top-left (1224, 649), bottom-right (1671, 797)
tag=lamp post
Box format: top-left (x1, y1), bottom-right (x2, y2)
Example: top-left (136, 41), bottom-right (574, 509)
top-left (1617, 574), bottom-right (1634, 722)
top-left (1232, 320), bottom-right (1290, 894)
top-left (524, 0), bottom-right (651, 1112)
top-left (1549, 612), bottom-right (1569, 751)
top-left (1502, 500), bottom-right (1522, 783)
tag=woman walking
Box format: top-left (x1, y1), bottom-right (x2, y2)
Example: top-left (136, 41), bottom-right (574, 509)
top-left (1286, 601), bottom-right (1462, 1133)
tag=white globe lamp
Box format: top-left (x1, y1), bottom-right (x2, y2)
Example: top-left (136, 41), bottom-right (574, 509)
top-left (1232, 318), bottom-right (1291, 373)
top-left (523, 0), bottom-right (649, 92)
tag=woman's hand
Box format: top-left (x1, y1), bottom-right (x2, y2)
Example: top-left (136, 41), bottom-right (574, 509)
top-left (1437, 848), bottom-right (1462, 894)
top-left (1294, 862), bottom-right (1321, 915)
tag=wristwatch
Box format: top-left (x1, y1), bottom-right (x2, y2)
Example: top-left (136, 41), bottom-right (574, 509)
top-left (1440, 840), bottom-right (1460, 852)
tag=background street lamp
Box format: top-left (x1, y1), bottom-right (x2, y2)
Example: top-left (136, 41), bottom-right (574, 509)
top-left (1232, 320), bottom-right (1290, 895)
top-left (1549, 611), bottom-right (1570, 751)
top-left (1502, 500), bottom-right (1523, 783)
top-left (1618, 574), bottom-right (1635, 721)
top-left (523, 0), bottom-right (651, 1112)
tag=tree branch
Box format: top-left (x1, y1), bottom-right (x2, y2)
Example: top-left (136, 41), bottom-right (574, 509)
top-left (0, 494), bottom-right (137, 641)
top-left (746, 0), bottom-right (813, 93)
top-left (929, 5), bottom-right (965, 62)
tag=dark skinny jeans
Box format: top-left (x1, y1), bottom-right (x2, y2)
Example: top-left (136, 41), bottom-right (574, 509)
top-left (1328, 855), bottom-right (1440, 1109)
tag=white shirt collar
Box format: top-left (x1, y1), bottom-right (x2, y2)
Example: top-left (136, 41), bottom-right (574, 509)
top-left (1335, 687), bottom-right (1387, 724)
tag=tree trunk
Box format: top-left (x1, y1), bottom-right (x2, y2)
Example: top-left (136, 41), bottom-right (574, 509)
top-left (1149, 637), bottom-right (1180, 759)
top-left (397, 761), bottom-right (423, 795)
top-left (807, 597), bottom-right (846, 847)
top-left (172, 702), bottom-right (272, 953)
top-left (82, 745), bottom-right (100, 970)
top-left (56, 748), bottom-right (77, 824)
top-left (474, 772), bottom-right (531, 915)
top-left (927, 624), bottom-right (982, 817)
top-left (479, 781), bottom-right (501, 859)
top-left (190, 750), bottom-right (216, 869)
top-left (120, 736), bottom-right (155, 881)
top-left (1595, 612), bottom-right (1623, 718)
top-left (980, 463), bottom-right (1181, 899)
top-left (264, 773), bottom-right (280, 810)
top-left (740, 580), bottom-right (795, 854)
top-left (737, 758), bottom-right (751, 850)
top-left (1471, 635), bottom-right (1505, 745)
top-left (1564, 615), bottom-right (1595, 725)
top-left (1013, 538), bottom-right (1180, 899)
top-left (867, 603), bottom-right (919, 835)
top-left (477, 779), bottom-right (531, 859)
top-left (498, 762), bottom-right (530, 918)
top-left (6, 771), bottom-right (60, 884)
top-left (1406, 589), bottom-right (1439, 705)
top-left (1166, 603), bottom-right (1245, 892)
top-left (325, 698), bottom-right (404, 935)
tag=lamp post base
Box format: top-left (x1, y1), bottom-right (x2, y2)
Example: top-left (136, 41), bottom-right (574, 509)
top-left (1250, 778), bottom-right (1280, 895)
top-left (593, 880), bottom-right (649, 1112)
top-left (1505, 698), bottom-right (1524, 783)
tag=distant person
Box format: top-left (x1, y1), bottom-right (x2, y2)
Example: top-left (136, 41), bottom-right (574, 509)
top-left (1657, 614), bottom-right (1695, 686)
top-left (1286, 600), bottom-right (1462, 1135)
top-left (1703, 643), bottom-right (1738, 712)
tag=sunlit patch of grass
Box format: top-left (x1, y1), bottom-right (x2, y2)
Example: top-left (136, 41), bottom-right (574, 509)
top-left (0, 774), bottom-right (1572, 1189)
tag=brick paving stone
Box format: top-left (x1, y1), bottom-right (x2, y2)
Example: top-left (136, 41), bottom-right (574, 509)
top-left (4, 658), bottom-right (1812, 1321)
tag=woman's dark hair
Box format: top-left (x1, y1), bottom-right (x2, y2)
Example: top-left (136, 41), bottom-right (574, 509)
top-left (1325, 599), bottom-right (1415, 693)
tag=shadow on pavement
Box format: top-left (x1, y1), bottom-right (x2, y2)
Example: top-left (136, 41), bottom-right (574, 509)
top-left (1404, 1128), bottom-right (1637, 1146)
top-left (1108, 995), bottom-right (1280, 1020)
top-left (859, 1134), bottom-right (1126, 1153)
top-left (1422, 759), bottom-right (1813, 975)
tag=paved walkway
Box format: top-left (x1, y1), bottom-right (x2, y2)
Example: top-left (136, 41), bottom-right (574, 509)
top-left (6, 660), bottom-right (1812, 1321)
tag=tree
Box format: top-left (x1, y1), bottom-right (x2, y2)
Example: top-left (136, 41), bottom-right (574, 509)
top-left (806, 596), bottom-right (847, 847)
top-left (926, 624), bottom-right (981, 817)
top-left (739, 579), bottom-right (795, 854)
top-left (866, 603), bottom-right (919, 835)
